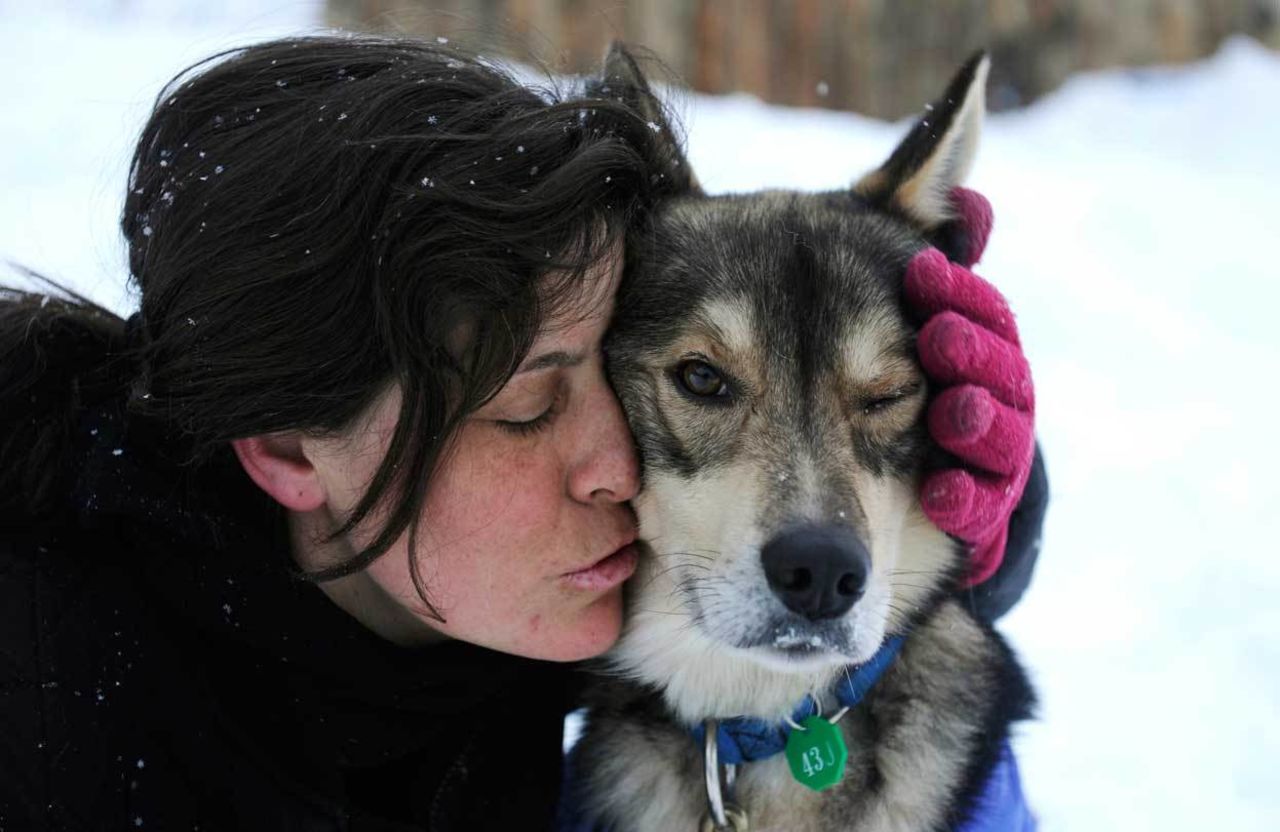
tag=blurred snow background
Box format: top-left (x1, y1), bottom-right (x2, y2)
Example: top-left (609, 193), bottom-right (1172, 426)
top-left (3, 2), bottom-right (1278, 828)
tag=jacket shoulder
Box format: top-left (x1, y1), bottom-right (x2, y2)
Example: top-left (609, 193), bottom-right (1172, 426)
top-left (0, 521), bottom-right (157, 826)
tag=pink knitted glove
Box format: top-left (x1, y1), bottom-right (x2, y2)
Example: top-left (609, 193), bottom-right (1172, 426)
top-left (905, 188), bottom-right (1035, 587)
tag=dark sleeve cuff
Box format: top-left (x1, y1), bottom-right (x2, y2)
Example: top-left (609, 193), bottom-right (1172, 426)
top-left (962, 441), bottom-right (1048, 623)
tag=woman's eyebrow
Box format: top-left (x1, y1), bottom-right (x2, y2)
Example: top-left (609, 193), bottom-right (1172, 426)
top-left (516, 350), bottom-right (584, 375)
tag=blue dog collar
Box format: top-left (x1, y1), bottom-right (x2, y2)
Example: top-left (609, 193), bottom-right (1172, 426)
top-left (555, 736), bottom-right (1034, 832)
top-left (688, 635), bottom-right (906, 765)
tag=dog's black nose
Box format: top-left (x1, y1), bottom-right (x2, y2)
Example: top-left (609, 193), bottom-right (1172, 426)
top-left (761, 525), bottom-right (869, 621)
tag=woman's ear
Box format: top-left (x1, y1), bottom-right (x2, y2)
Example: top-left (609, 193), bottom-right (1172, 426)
top-left (231, 433), bottom-right (327, 512)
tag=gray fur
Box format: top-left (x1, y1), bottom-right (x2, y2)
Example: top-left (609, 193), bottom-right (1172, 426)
top-left (573, 47), bottom-right (1034, 832)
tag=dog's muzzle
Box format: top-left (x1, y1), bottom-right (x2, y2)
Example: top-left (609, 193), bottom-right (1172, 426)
top-left (761, 524), bottom-right (869, 621)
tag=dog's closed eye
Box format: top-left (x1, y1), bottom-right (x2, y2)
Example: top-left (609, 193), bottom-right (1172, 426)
top-left (857, 382), bottom-right (922, 415)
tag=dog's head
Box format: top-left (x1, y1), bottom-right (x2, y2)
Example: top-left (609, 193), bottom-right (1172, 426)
top-left (599, 45), bottom-right (989, 718)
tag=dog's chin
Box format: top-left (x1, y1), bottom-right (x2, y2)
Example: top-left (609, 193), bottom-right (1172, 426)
top-left (737, 643), bottom-right (851, 674)
top-left (714, 614), bottom-right (888, 675)
top-left (726, 624), bottom-right (876, 675)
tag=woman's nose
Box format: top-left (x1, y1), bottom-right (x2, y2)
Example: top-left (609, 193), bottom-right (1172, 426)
top-left (567, 383), bottom-right (640, 505)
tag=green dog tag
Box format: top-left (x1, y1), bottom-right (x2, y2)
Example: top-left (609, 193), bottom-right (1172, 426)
top-left (784, 716), bottom-right (848, 791)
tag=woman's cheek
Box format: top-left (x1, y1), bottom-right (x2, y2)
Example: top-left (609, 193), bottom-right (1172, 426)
top-left (426, 440), bottom-right (561, 547)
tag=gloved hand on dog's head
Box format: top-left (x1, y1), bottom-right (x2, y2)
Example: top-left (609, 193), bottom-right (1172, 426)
top-left (905, 187), bottom-right (1035, 587)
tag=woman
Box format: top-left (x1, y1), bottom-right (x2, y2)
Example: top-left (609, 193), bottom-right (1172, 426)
top-left (0, 35), bottom-right (1043, 830)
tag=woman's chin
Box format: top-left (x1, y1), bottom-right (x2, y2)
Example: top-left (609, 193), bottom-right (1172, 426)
top-left (525, 585), bottom-right (625, 662)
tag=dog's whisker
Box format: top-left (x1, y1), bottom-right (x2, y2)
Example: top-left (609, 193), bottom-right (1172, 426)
top-left (632, 607), bottom-right (690, 618)
top-left (647, 550), bottom-right (716, 563)
top-left (641, 563), bottom-right (698, 589)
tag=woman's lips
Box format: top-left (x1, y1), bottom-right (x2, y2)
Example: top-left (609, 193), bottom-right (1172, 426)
top-left (561, 543), bottom-right (639, 591)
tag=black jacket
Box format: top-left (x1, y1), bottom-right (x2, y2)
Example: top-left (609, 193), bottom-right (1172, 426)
top-left (1, 394), bottom-right (578, 830)
top-left (0, 332), bottom-right (1044, 831)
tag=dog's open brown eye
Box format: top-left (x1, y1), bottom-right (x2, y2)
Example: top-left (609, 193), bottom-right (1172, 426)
top-left (676, 360), bottom-right (727, 398)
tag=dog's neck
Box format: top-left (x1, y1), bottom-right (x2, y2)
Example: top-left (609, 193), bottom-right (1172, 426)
top-left (688, 634), bottom-right (906, 771)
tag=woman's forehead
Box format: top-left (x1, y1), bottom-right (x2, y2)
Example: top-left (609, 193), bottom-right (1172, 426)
top-left (530, 247), bottom-right (624, 347)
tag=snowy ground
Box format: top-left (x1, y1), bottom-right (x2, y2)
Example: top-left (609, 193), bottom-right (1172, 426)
top-left (3, 3), bottom-right (1278, 829)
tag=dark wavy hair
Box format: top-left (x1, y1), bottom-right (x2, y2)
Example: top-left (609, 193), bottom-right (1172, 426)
top-left (0, 34), bottom-right (686, 615)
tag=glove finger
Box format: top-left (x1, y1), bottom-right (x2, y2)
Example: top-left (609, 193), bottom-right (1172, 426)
top-left (928, 385), bottom-right (1035, 477)
top-left (960, 523), bottom-right (1009, 587)
top-left (919, 468), bottom-right (976, 537)
top-left (904, 249), bottom-right (1021, 346)
top-left (918, 311), bottom-right (1034, 411)
top-left (948, 187), bottom-right (993, 268)
top-left (950, 471), bottom-right (1026, 543)
top-left (921, 469), bottom-right (1010, 586)
top-left (922, 467), bottom-right (1019, 542)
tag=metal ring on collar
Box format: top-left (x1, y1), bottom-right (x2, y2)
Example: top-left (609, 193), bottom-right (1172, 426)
top-left (704, 718), bottom-right (728, 827)
top-left (703, 719), bottom-right (746, 830)
top-left (700, 805), bottom-right (749, 832)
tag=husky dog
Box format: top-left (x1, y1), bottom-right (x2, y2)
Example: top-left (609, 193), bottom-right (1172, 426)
top-left (571, 47), bottom-right (1035, 832)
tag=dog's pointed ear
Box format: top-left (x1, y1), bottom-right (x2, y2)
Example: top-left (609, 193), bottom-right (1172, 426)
top-left (596, 41), bottom-right (702, 196)
top-left (854, 51), bottom-right (989, 230)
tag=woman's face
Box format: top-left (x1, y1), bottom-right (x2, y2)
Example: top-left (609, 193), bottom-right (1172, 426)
top-left (299, 250), bottom-right (641, 661)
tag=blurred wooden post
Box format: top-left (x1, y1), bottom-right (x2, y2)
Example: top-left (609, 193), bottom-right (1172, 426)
top-left (325, 0), bottom-right (1280, 117)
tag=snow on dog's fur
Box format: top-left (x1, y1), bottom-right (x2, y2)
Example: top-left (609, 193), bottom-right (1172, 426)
top-left (572, 45), bottom-right (1034, 831)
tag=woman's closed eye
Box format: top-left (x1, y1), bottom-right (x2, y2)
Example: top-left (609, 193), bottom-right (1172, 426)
top-left (494, 384), bottom-right (565, 437)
